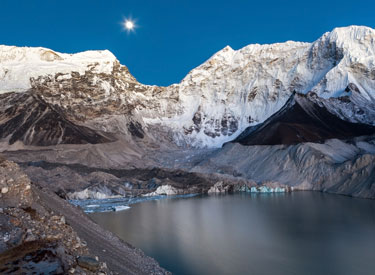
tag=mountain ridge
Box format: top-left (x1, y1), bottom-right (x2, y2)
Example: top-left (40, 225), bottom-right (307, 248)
top-left (1, 25), bottom-right (375, 148)
top-left (0, 26), bottom-right (375, 200)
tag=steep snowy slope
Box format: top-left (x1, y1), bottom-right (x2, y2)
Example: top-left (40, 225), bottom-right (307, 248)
top-left (142, 26), bottom-right (375, 147)
top-left (0, 26), bottom-right (375, 148)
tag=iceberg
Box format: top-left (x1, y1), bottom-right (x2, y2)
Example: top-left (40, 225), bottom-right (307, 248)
top-left (113, 205), bottom-right (131, 212)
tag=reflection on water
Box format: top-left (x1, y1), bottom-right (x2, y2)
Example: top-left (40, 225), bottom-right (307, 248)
top-left (90, 192), bottom-right (375, 275)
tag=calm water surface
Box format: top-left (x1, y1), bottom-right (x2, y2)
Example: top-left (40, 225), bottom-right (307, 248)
top-left (90, 192), bottom-right (375, 275)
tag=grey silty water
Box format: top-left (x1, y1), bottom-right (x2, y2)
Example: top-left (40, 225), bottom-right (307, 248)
top-left (89, 192), bottom-right (375, 275)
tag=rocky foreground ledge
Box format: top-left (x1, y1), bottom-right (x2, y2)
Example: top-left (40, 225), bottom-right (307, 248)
top-left (0, 156), bottom-right (169, 274)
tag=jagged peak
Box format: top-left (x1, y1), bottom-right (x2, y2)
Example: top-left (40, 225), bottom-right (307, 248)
top-left (223, 45), bottom-right (233, 51)
top-left (209, 45), bottom-right (235, 61)
top-left (202, 40), bottom-right (308, 65)
top-left (200, 25), bottom-right (374, 66)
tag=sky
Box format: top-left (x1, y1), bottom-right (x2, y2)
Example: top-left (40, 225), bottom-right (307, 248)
top-left (1, 0), bottom-right (374, 86)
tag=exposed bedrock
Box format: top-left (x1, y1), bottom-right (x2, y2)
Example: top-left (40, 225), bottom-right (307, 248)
top-left (0, 92), bottom-right (113, 146)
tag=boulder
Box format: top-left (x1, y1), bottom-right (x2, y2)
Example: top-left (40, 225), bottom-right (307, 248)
top-left (77, 255), bottom-right (100, 272)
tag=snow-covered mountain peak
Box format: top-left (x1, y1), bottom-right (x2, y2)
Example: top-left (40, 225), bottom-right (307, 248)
top-left (150, 25), bottom-right (375, 147)
top-left (0, 45), bottom-right (116, 64)
top-left (0, 45), bottom-right (61, 62)
top-left (0, 45), bottom-right (118, 93)
top-left (328, 25), bottom-right (375, 43)
top-left (306, 26), bottom-right (375, 100)
top-left (319, 26), bottom-right (375, 59)
top-left (0, 26), bottom-right (374, 148)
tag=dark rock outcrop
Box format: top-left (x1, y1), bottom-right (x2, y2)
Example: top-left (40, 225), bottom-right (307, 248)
top-left (233, 93), bottom-right (375, 146)
top-left (0, 92), bottom-right (113, 146)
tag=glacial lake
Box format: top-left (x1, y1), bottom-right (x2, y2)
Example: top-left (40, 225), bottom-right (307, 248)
top-left (89, 192), bottom-right (375, 275)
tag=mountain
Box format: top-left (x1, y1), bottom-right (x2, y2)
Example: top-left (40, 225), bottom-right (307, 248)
top-left (233, 92), bottom-right (375, 145)
top-left (193, 137), bottom-right (375, 199)
top-left (0, 25), bottom-right (375, 199)
top-left (1, 26), bottom-right (375, 148)
top-left (0, 92), bottom-right (113, 146)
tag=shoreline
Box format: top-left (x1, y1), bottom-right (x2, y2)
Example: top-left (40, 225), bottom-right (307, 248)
top-left (2, 153), bottom-right (373, 273)
top-left (72, 186), bottom-right (375, 215)
top-left (33, 184), bottom-right (170, 274)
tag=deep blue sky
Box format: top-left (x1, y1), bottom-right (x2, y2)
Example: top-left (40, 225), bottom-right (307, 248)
top-left (1, 0), bottom-right (374, 86)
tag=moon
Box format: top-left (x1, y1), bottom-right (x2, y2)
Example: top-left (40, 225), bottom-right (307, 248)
top-left (123, 19), bottom-right (135, 32)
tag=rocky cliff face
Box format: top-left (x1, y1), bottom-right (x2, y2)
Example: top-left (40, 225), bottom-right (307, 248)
top-left (0, 92), bottom-right (113, 146)
top-left (0, 25), bottom-right (375, 199)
